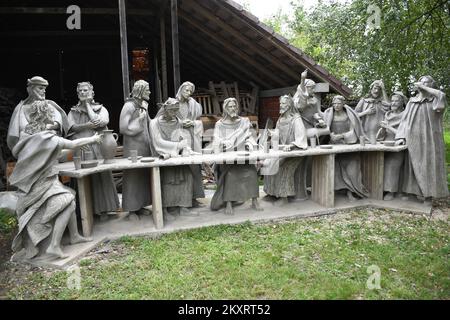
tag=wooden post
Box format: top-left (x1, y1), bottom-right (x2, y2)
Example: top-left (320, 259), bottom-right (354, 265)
top-left (118, 0), bottom-right (130, 99)
top-left (77, 176), bottom-right (94, 237)
top-left (151, 167), bottom-right (164, 229)
top-left (171, 0), bottom-right (180, 92)
top-left (160, 12), bottom-right (168, 101)
top-left (311, 154), bottom-right (335, 208)
top-left (153, 40), bottom-right (162, 104)
top-left (361, 151), bottom-right (384, 200)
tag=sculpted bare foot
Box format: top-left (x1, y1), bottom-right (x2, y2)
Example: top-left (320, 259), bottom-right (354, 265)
top-left (383, 192), bottom-right (395, 201)
top-left (274, 197), bottom-right (289, 207)
top-left (179, 207), bottom-right (199, 216)
top-left (251, 198), bottom-right (263, 211)
top-left (225, 202), bottom-right (234, 215)
top-left (347, 191), bottom-right (357, 202)
top-left (46, 245), bottom-right (69, 259)
top-left (70, 234), bottom-right (93, 244)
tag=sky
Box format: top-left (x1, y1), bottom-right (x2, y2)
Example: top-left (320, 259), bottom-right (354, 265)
top-left (234, 0), bottom-right (318, 20)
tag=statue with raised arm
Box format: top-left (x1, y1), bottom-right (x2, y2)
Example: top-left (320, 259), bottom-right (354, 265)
top-left (67, 82), bottom-right (119, 218)
top-left (150, 98), bottom-right (198, 221)
top-left (395, 76), bottom-right (448, 202)
top-left (119, 80), bottom-right (153, 217)
top-left (7, 76), bottom-right (69, 151)
top-left (376, 92), bottom-right (407, 201)
top-left (355, 80), bottom-right (390, 143)
top-left (175, 81), bottom-right (205, 207)
top-left (323, 96), bottom-right (369, 201)
top-left (8, 100), bottom-right (101, 261)
top-left (210, 98), bottom-right (262, 215)
top-left (263, 95), bottom-right (308, 206)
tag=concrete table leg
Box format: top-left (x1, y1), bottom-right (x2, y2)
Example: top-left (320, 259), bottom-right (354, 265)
top-left (311, 154), bottom-right (335, 208)
top-left (361, 151), bottom-right (384, 200)
top-left (151, 167), bottom-right (164, 229)
top-left (77, 176), bottom-right (94, 237)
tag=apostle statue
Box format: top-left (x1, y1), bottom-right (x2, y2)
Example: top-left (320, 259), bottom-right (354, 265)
top-left (9, 100), bottom-right (100, 261)
top-left (119, 80), bottom-right (153, 217)
top-left (323, 96), bottom-right (369, 201)
top-left (67, 82), bottom-right (119, 219)
top-left (395, 76), bottom-right (448, 202)
top-left (150, 98), bottom-right (198, 221)
top-left (293, 69), bottom-right (330, 200)
top-left (376, 92), bottom-right (407, 201)
top-left (7, 76), bottom-right (69, 151)
top-left (175, 81), bottom-right (205, 207)
top-left (263, 95), bottom-right (308, 206)
top-left (210, 98), bottom-right (262, 215)
top-left (355, 80), bottom-right (390, 143)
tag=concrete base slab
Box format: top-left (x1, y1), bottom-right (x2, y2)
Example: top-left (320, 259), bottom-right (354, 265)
top-left (16, 189), bottom-right (432, 269)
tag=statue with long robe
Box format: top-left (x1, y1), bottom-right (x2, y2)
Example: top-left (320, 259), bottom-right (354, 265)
top-left (263, 95), bottom-right (308, 205)
top-left (67, 82), bottom-right (119, 217)
top-left (395, 76), bottom-right (448, 200)
top-left (175, 81), bottom-right (205, 205)
top-left (376, 92), bottom-right (407, 200)
top-left (150, 98), bottom-right (198, 220)
top-left (119, 80), bottom-right (153, 216)
top-left (8, 100), bottom-right (98, 261)
top-left (355, 80), bottom-right (390, 143)
top-left (323, 96), bottom-right (369, 201)
top-left (210, 98), bottom-right (262, 215)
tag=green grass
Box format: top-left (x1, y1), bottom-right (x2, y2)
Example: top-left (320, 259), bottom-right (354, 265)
top-left (0, 209), bottom-right (17, 234)
top-left (5, 209), bottom-right (449, 300)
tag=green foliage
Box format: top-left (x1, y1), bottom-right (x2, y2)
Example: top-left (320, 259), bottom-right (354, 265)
top-left (0, 209), bottom-right (17, 234)
top-left (5, 210), bottom-right (449, 300)
top-left (285, 0), bottom-right (450, 97)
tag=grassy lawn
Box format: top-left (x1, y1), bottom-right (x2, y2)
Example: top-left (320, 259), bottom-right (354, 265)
top-left (3, 209), bottom-right (449, 300)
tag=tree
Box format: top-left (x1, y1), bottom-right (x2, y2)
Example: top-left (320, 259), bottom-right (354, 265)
top-left (283, 0), bottom-right (449, 98)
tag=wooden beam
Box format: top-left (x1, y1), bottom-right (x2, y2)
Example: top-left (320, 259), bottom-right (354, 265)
top-left (184, 1), bottom-right (301, 83)
top-left (0, 7), bottom-right (155, 16)
top-left (180, 31), bottom-right (268, 89)
top-left (179, 10), bottom-right (286, 87)
top-left (160, 13), bottom-right (168, 101)
top-left (171, 0), bottom-right (181, 92)
top-left (118, 0), bottom-right (130, 99)
top-left (0, 31), bottom-right (152, 37)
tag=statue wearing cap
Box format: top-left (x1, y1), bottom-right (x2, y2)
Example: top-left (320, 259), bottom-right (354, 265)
top-left (7, 76), bottom-right (69, 151)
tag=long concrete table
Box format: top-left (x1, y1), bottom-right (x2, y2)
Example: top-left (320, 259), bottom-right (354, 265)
top-left (55, 144), bottom-right (407, 236)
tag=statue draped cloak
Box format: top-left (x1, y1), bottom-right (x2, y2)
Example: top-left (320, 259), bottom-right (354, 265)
top-left (68, 104), bottom-right (119, 214)
top-left (323, 106), bottom-right (369, 198)
top-left (149, 116), bottom-right (194, 208)
top-left (377, 110), bottom-right (405, 193)
top-left (210, 117), bottom-right (259, 210)
top-left (119, 99), bottom-right (153, 211)
top-left (9, 131), bottom-right (75, 260)
top-left (395, 92), bottom-right (448, 198)
top-left (263, 113), bottom-right (308, 198)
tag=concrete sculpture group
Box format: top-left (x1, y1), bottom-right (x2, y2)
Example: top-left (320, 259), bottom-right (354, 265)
top-left (6, 73), bottom-right (448, 261)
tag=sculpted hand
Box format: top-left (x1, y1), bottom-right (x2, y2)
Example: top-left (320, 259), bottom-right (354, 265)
top-left (46, 122), bottom-right (59, 130)
top-left (284, 144), bottom-right (293, 152)
top-left (395, 139), bottom-right (405, 146)
top-left (380, 121), bottom-right (388, 128)
top-left (183, 119), bottom-right (194, 128)
top-left (91, 118), bottom-right (101, 127)
top-left (92, 133), bottom-right (103, 144)
top-left (301, 70), bottom-right (308, 80)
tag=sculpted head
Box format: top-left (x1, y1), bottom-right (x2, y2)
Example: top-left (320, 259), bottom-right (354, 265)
top-left (131, 80), bottom-right (151, 101)
top-left (161, 97), bottom-right (180, 120)
top-left (26, 76), bottom-right (49, 101)
top-left (391, 91), bottom-right (406, 111)
top-left (418, 75), bottom-right (436, 89)
top-left (304, 79), bottom-right (316, 97)
top-left (223, 97), bottom-right (239, 119)
top-left (369, 80), bottom-right (383, 98)
top-left (77, 82), bottom-right (94, 102)
top-left (279, 95), bottom-right (294, 115)
top-left (176, 81), bottom-right (195, 101)
top-left (332, 95), bottom-right (346, 112)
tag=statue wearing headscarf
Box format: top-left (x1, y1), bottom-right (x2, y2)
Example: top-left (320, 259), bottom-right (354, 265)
top-left (175, 81), bottom-right (205, 205)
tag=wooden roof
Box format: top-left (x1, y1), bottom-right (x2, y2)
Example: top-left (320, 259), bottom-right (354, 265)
top-left (0, 0), bottom-right (352, 96)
